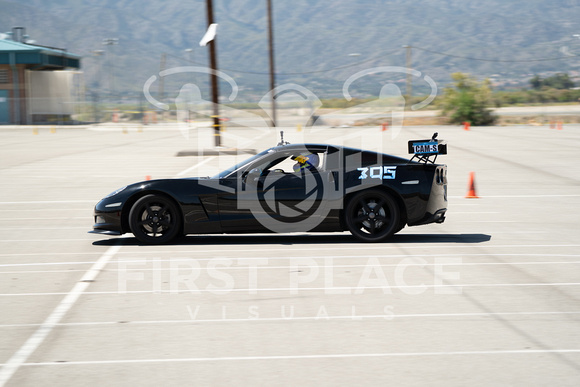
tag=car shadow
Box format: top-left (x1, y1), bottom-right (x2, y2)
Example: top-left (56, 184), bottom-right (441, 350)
top-left (92, 233), bottom-right (491, 246)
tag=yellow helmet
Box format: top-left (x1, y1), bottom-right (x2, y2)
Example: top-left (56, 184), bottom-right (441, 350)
top-left (292, 152), bottom-right (319, 172)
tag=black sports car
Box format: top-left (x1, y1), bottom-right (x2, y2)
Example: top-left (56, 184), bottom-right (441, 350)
top-left (92, 135), bottom-right (447, 244)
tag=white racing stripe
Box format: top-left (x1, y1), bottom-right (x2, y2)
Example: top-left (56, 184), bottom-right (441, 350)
top-left (0, 244), bottom-right (121, 387)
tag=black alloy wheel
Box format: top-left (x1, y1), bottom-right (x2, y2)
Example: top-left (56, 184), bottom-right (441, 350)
top-left (345, 189), bottom-right (400, 242)
top-left (129, 194), bottom-right (181, 244)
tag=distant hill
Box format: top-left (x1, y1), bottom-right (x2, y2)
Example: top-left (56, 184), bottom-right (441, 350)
top-left (2, 0), bottom-right (580, 102)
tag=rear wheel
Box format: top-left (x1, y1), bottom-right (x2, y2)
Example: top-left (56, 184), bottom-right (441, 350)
top-left (129, 194), bottom-right (181, 244)
top-left (394, 220), bottom-right (406, 234)
top-left (345, 189), bottom-right (400, 242)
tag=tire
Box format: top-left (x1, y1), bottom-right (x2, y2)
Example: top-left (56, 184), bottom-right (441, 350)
top-left (129, 194), bottom-right (181, 244)
top-left (394, 220), bottom-right (406, 234)
top-left (345, 189), bottom-right (400, 242)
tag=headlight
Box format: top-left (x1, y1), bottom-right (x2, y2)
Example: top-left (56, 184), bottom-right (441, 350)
top-left (104, 186), bottom-right (127, 199)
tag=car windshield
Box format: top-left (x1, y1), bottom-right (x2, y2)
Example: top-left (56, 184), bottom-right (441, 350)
top-left (211, 148), bottom-right (273, 179)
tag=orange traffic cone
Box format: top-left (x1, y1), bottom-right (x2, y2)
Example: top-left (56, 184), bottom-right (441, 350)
top-left (145, 175), bottom-right (151, 181)
top-left (465, 172), bottom-right (479, 198)
top-left (463, 122), bottom-right (471, 131)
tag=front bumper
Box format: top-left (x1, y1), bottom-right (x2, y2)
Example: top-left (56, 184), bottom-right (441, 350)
top-left (88, 229), bottom-right (122, 236)
top-left (92, 200), bottom-right (124, 234)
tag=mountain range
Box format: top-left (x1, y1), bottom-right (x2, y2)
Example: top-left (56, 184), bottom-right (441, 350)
top-left (1, 0), bottom-right (580, 102)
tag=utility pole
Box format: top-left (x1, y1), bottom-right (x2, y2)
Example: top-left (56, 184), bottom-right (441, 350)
top-left (206, 0), bottom-right (221, 147)
top-left (184, 48), bottom-right (195, 84)
top-left (404, 45), bottom-right (412, 100)
top-left (159, 53), bottom-right (166, 102)
top-left (93, 50), bottom-right (104, 122)
top-left (185, 48), bottom-right (194, 123)
top-left (266, 0), bottom-right (277, 127)
top-left (102, 38), bottom-right (118, 97)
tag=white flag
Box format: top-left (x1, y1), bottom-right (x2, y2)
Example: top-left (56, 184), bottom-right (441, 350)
top-left (199, 23), bottom-right (218, 47)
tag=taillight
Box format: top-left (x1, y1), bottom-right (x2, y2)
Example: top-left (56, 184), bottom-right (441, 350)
top-left (435, 167), bottom-right (447, 185)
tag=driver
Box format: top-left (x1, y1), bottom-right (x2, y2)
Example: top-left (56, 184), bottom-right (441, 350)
top-left (292, 152), bottom-right (319, 172)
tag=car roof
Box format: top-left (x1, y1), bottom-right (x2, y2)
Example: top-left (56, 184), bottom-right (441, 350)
top-left (271, 143), bottom-right (410, 160)
top-left (268, 143), bottom-right (328, 152)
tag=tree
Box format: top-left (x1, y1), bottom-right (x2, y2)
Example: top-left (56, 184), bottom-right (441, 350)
top-left (543, 73), bottom-right (575, 89)
top-left (529, 73), bottom-right (575, 90)
top-left (530, 75), bottom-right (542, 90)
top-left (439, 73), bottom-right (497, 126)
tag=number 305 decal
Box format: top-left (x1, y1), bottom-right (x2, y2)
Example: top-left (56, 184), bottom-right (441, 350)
top-left (357, 166), bottom-right (397, 180)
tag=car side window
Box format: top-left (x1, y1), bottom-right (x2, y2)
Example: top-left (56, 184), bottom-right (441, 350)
top-left (245, 149), bottom-right (328, 177)
top-left (271, 156), bottom-right (299, 173)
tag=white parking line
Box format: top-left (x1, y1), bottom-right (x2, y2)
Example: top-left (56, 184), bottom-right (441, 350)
top-left (0, 311), bottom-right (579, 329)
top-left (3, 349), bottom-right (580, 367)
top-left (3, 260), bottom-right (580, 275)
top-left (0, 200), bottom-right (96, 205)
top-left (173, 130), bottom-right (268, 178)
top-left (449, 194), bottom-right (580, 198)
top-left (457, 221), bottom-right (519, 223)
top-left (0, 227), bottom-right (88, 231)
top-left (1, 244), bottom-right (579, 258)
top-left (0, 239), bottom-right (95, 242)
top-left (6, 217), bottom-right (87, 220)
top-left (2, 282), bottom-right (580, 297)
top-left (2, 253), bottom-right (580, 268)
top-left (175, 156), bottom-right (216, 177)
top-left (452, 212), bottom-right (500, 214)
top-left (0, 244), bottom-right (121, 387)
top-left (2, 209), bottom-right (90, 212)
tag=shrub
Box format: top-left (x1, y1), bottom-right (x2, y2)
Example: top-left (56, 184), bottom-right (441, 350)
top-left (439, 73), bottom-right (497, 126)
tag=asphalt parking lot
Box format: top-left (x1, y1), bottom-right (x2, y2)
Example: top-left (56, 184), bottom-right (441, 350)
top-left (1, 123), bottom-right (579, 386)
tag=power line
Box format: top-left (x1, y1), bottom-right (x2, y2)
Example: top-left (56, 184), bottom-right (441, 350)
top-left (412, 45), bottom-right (580, 63)
top-left (165, 42), bottom-right (580, 77)
top-left (164, 48), bottom-right (402, 76)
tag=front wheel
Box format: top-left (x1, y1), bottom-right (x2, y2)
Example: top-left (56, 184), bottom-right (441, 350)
top-left (129, 194), bottom-right (181, 244)
top-left (345, 189), bottom-right (400, 242)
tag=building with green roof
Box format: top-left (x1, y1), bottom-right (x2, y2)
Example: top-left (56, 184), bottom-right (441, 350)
top-left (0, 27), bottom-right (81, 124)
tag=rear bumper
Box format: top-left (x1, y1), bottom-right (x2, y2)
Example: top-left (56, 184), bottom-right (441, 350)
top-left (434, 208), bottom-right (446, 223)
top-left (409, 165), bottom-right (447, 227)
top-left (409, 208), bottom-right (446, 226)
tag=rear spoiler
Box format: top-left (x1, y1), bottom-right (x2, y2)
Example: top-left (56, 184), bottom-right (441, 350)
top-left (408, 132), bottom-right (447, 164)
